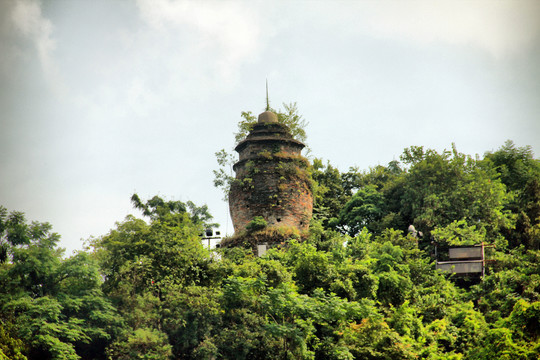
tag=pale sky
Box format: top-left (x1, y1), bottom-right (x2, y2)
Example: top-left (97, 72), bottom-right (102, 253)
top-left (1, 0), bottom-right (539, 255)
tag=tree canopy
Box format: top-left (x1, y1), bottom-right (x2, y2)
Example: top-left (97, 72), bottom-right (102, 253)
top-left (1, 140), bottom-right (540, 359)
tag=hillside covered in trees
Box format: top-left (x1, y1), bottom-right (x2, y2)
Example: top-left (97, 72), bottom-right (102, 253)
top-left (1, 140), bottom-right (539, 359)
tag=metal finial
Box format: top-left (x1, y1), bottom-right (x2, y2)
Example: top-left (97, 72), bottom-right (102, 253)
top-left (265, 79), bottom-right (270, 111)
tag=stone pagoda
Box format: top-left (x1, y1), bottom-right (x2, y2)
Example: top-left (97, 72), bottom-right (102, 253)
top-left (228, 111), bottom-right (313, 241)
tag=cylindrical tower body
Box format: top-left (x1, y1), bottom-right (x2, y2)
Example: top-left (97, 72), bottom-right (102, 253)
top-left (229, 111), bottom-right (313, 234)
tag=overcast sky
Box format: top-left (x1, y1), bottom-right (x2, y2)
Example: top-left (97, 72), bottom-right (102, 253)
top-left (1, 0), bottom-right (539, 255)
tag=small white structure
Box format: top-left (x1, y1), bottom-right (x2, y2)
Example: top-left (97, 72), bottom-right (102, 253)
top-left (257, 244), bottom-right (268, 257)
top-left (201, 228), bottom-right (222, 250)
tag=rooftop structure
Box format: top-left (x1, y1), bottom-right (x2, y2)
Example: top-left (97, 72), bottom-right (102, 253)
top-left (436, 243), bottom-right (487, 278)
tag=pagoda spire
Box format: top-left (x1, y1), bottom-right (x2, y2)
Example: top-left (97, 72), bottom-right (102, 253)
top-left (265, 79), bottom-right (270, 111)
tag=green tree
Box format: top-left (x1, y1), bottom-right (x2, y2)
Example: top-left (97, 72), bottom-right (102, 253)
top-left (106, 328), bottom-right (172, 360)
top-left (333, 184), bottom-right (385, 236)
top-left (483, 140), bottom-right (540, 249)
top-left (311, 159), bottom-right (354, 227)
top-left (90, 195), bottom-right (217, 359)
top-left (0, 207), bottom-right (121, 360)
top-left (92, 195), bottom-right (214, 295)
top-left (431, 219), bottom-right (487, 246)
top-left (0, 322), bottom-right (27, 360)
top-left (399, 144), bottom-right (511, 240)
top-left (5, 139), bottom-right (540, 360)
top-left (467, 299), bottom-right (540, 359)
top-left (471, 248), bottom-right (540, 321)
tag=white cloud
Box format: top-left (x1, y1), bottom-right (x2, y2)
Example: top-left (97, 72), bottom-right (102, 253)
top-left (136, 0), bottom-right (262, 82)
top-left (327, 0), bottom-right (540, 58)
top-left (10, 0), bottom-right (65, 94)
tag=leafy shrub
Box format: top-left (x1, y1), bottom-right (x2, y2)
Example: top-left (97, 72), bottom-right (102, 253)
top-left (246, 216), bottom-right (267, 232)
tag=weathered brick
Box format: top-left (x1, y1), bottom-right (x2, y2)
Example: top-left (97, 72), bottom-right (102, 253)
top-left (229, 111), bottom-right (313, 238)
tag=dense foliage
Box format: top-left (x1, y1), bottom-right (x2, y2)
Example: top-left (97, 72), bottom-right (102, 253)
top-left (1, 141), bottom-right (539, 359)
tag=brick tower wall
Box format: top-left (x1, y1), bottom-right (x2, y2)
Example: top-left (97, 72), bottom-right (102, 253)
top-left (229, 121), bottom-right (313, 235)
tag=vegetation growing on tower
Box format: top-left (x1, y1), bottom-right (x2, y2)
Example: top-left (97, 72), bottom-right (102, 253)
top-left (224, 105), bottom-right (313, 248)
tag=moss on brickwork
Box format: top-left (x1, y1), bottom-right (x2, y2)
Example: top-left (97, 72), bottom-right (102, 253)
top-left (220, 226), bottom-right (308, 250)
top-left (229, 113), bottom-right (314, 238)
